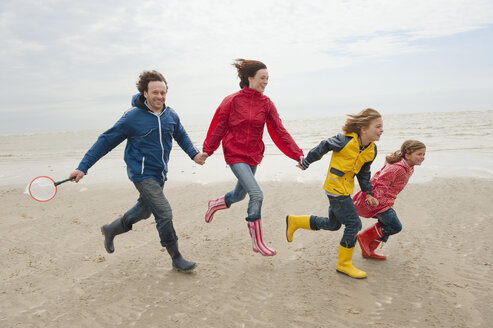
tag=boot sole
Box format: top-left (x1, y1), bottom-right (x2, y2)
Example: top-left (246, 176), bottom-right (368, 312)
top-left (336, 269), bottom-right (367, 279)
top-left (172, 263), bottom-right (197, 273)
top-left (205, 200), bottom-right (214, 223)
top-left (252, 247), bottom-right (276, 256)
top-left (285, 215), bottom-right (291, 242)
top-left (101, 226), bottom-right (114, 254)
top-left (362, 254), bottom-right (387, 260)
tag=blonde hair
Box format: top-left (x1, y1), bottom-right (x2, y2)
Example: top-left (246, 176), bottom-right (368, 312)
top-left (342, 108), bottom-right (381, 135)
top-left (386, 140), bottom-right (426, 164)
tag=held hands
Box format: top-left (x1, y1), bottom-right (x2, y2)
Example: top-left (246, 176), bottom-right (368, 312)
top-left (297, 156), bottom-right (305, 170)
top-left (365, 194), bottom-right (379, 207)
top-left (69, 169), bottom-right (85, 183)
top-left (193, 152), bottom-right (209, 165)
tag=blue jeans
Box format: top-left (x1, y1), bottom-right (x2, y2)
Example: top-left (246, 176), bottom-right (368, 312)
top-left (120, 178), bottom-right (177, 247)
top-left (376, 208), bottom-right (402, 242)
top-left (311, 195), bottom-right (362, 248)
top-left (224, 163), bottom-right (263, 221)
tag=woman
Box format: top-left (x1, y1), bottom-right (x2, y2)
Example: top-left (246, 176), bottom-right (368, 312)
top-left (202, 59), bottom-right (304, 256)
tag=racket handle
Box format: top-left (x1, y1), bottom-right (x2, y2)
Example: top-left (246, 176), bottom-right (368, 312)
top-left (54, 176), bottom-right (76, 186)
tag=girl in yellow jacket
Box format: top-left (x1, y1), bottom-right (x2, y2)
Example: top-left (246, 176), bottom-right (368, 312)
top-left (286, 108), bottom-right (383, 279)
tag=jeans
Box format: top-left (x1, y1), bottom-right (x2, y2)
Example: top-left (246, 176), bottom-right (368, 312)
top-left (120, 178), bottom-right (177, 247)
top-left (376, 208), bottom-right (402, 242)
top-left (224, 163), bottom-right (263, 221)
top-left (311, 195), bottom-right (362, 248)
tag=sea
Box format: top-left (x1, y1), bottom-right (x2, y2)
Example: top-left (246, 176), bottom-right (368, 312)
top-left (1, 110), bottom-right (492, 187)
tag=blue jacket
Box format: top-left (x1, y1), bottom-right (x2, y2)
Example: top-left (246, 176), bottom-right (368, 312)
top-left (77, 94), bottom-right (199, 182)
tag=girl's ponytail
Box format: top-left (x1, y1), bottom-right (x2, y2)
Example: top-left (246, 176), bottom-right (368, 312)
top-left (386, 151), bottom-right (403, 164)
top-left (386, 140), bottom-right (426, 164)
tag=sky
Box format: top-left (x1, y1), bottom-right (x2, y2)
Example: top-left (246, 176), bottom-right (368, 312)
top-left (1, 0), bottom-right (493, 134)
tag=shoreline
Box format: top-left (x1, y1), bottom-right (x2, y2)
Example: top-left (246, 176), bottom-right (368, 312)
top-left (2, 109), bottom-right (493, 188)
top-left (4, 148), bottom-right (493, 190)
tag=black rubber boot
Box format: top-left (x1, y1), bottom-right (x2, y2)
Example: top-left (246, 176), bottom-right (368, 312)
top-left (101, 218), bottom-right (127, 253)
top-left (165, 241), bottom-right (196, 272)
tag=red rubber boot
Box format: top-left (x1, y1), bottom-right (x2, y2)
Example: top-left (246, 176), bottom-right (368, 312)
top-left (357, 222), bottom-right (387, 260)
top-left (365, 238), bottom-right (387, 260)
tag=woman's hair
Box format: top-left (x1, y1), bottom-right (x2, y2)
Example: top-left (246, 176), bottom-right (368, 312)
top-left (232, 59), bottom-right (267, 89)
top-left (386, 140), bottom-right (426, 164)
top-left (342, 108), bottom-right (382, 135)
top-left (136, 70), bottom-right (167, 93)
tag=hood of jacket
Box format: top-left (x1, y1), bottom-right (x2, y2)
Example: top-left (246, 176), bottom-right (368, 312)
top-left (131, 93), bottom-right (165, 112)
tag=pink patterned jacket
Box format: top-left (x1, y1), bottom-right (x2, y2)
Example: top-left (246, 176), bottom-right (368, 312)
top-left (353, 159), bottom-right (414, 218)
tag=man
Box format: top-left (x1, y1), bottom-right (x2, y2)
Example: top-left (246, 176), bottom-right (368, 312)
top-left (69, 70), bottom-right (207, 272)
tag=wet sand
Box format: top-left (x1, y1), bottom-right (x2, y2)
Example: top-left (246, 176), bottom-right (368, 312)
top-left (1, 177), bottom-right (492, 327)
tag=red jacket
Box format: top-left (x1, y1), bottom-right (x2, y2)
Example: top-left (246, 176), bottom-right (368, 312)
top-left (353, 159), bottom-right (414, 218)
top-left (203, 87), bottom-right (303, 166)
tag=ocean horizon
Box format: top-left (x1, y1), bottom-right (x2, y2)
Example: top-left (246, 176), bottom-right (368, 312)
top-left (1, 109), bottom-right (492, 187)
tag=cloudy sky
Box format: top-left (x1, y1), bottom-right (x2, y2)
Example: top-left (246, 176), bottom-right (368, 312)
top-left (1, 0), bottom-right (492, 134)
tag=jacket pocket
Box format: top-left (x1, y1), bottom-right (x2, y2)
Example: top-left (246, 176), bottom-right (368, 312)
top-left (330, 167), bottom-right (345, 177)
top-left (129, 128), bottom-right (157, 149)
top-left (132, 128), bottom-right (155, 138)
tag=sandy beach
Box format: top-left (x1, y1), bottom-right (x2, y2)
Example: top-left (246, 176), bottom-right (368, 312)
top-left (1, 176), bottom-right (492, 327)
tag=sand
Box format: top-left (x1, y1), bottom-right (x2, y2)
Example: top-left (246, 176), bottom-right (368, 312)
top-left (1, 177), bottom-right (492, 327)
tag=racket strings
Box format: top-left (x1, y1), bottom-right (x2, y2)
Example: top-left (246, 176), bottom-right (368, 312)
top-left (29, 176), bottom-right (57, 202)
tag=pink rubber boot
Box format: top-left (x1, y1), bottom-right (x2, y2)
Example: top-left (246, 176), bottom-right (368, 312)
top-left (247, 219), bottom-right (276, 256)
top-left (205, 196), bottom-right (227, 223)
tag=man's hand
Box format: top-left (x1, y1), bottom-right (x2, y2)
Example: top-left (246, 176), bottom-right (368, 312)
top-left (69, 169), bottom-right (85, 182)
top-left (193, 152), bottom-right (209, 165)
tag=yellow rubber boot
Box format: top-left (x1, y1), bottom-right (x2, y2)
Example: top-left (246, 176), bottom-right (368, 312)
top-left (336, 245), bottom-right (367, 279)
top-left (285, 215), bottom-right (311, 242)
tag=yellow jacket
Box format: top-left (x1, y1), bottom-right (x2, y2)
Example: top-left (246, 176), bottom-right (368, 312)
top-left (301, 132), bottom-right (377, 196)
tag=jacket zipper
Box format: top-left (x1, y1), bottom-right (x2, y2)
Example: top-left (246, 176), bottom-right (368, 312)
top-left (141, 156), bottom-right (145, 174)
top-left (157, 113), bottom-right (166, 180)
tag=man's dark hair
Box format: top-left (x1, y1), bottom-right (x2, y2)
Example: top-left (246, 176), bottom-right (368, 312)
top-left (136, 70), bottom-right (167, 93)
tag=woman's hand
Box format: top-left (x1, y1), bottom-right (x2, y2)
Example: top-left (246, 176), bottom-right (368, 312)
top-left (193, 152), bottom-right (209, 165)
top-left (297, 156), bottom-right (305, 170)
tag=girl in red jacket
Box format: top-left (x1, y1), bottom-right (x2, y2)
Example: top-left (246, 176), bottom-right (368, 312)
top-left (202, 59), bottom-right (304, 256)
top-left (353, 140), bottom-right (426, 260)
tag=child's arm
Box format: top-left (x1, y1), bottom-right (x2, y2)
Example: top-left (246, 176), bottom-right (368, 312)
top-left (372, 164), bottom-right (406, 208)
top-left (300, 134), bottom-right (346, 170)
top-left (356, 144), bottom-right (377, 195)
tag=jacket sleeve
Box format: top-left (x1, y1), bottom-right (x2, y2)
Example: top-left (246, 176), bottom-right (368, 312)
top-left (301, 133), bottom-right (346, 169)
top-left (356, 144), bottom-right (377, 194)
top-left (266, 101), bottom-right (303, 161)
top-left (371, 164), bottom-right (400, 207)
top-left (202, 96), bottom-right (233, 156)
top-left (77, 115), bottom-right (129, 174)
top-left (173, 115), bottom-right (200, 160)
